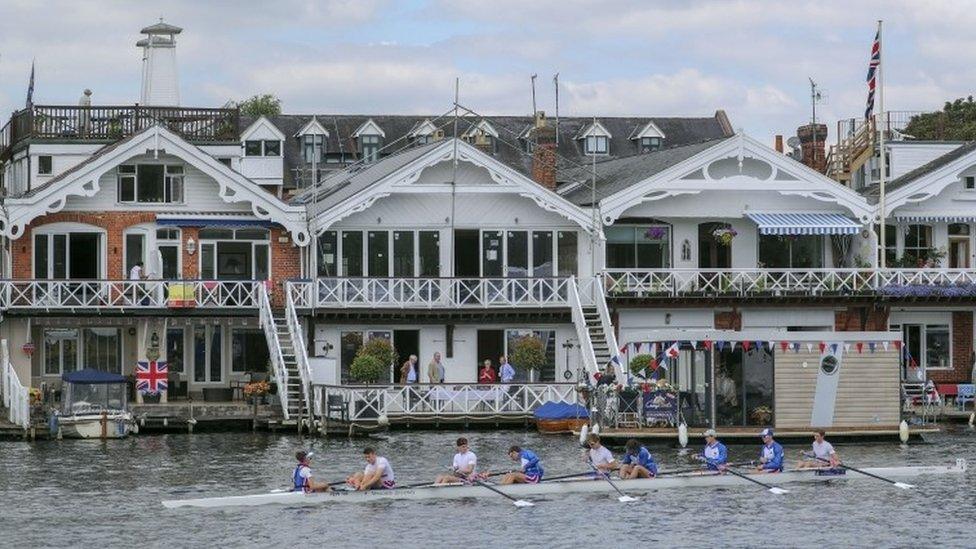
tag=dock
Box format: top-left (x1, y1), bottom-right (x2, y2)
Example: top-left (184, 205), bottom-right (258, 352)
top-left (130, 401), bottom-right (288, 433)
top-left (585, 425), bottom-right (941, 446)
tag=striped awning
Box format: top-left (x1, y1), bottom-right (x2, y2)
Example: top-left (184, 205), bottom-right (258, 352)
top-left (894, 214), bottom-right (976, 223)
top-left (745, 213), bottom-right (861, 236)
top-left (156, 218), bottom-right (277, 228)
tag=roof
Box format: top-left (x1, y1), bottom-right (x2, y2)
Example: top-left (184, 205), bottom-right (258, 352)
top-left (141, 21), bottom-right (183, 34)
top-left (862, 141), bottom-right (976, 203)
top-left (19, 131), bottom-right (143, 198)
top-left (62, 368), bottom-right (127, 384)
top-left (250, 112), bottom-right (733, 189)
top-left (559, 138), bottom-right (731, 205)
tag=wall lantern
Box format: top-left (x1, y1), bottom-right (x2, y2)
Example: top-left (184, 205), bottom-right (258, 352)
top-left (186, 237), bottom-right (197, 255)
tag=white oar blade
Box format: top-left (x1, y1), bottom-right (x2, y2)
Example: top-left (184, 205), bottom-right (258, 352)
top-left (769, 487), bottom-right (789, 495)
top-left (894, 482), bottom-right (915, 490)
top-left (513, 500), bottom-right (534, 508)
top-left (618, 495), bottom-right (639, 503)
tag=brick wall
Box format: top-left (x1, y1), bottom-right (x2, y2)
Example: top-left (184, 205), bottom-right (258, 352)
top-left (929, 311), bottom-right (973, 383)
top-left (181, 227), bottom-right (200, 279)
top-left (834, 306), bottom-right (889, 332)
top-left (714, 310), bottom-right (741, 330)
top-left (269, 227), bottom-right (301, 306)
top-left (12, 211), bottom-right (157, 279)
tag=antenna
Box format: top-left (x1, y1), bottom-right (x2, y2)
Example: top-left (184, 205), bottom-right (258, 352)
top-left (809, 77), bottom-right (827, 161)
top-left (530, 74), bottom-right (538, 117)
top-left (553, 73), bottom-right (559, 147)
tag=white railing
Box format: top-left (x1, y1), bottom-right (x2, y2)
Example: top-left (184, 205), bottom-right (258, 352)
top-left (258, 284), bottom-right (290, 420)
top-left (568, 276), bottom-right (599, 377)
top-left (312, 383), bottom-right (579, 423)
top-left (602, 269), bottom-right (976, 298)
top-left (289, 277), bottom-right (581, 309)
top-left (593, 275), bottom-right (622, 378)
top-left (0, 280), bottom-right (261, 309)
top-left (1, 340), bottom-right (30, 429)
top-left (285, 289), bottom-right (314, 419)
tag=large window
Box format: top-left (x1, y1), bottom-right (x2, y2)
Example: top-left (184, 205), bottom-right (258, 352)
top-left (167, 328), bottom-right (184, 373)
top-left (44, 329), bottom-right (78, 375)
top-left (193, 325), bottom-right (222, 383)
top-left (244, 140), bottom-right (281, 157)
top-left (360, 135), bottom-right (381, 162)
top-left (639, 137), bottom-right (662, 153)
top-left (903, 224), bottom-right (933, 266)
top-left (198, 229), bottom-right (271, 281)
top-left (876, 224), bottom-right (897, 266)
top-left (557, 231), bottom-right (578, 277)
top-left (118, 165), bottom-right (184, 204)
top-left (83, 328), bottom-right (122, 374)
top-left (606, 225), bottom-right (671, 269)
top-left (231, 330), bottom-right (270, 373)
top-left (584, 135), bottom-right (609, 155)
top-left (317, 231), bottom-right (338, 277)
top-left (758, 235), bottom-right (824, 268)
top-left (898, 323), bottom-right (951, 379)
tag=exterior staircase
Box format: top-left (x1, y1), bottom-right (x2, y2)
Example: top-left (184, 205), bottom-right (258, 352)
top-left (568, 276), bottom-right (622, 381)
top-left (270, 312), bottom-right (305, 423)
top-left (582, 305), bottom-right (613, 370)
top-left (258, 284), bottom-right (312, 430)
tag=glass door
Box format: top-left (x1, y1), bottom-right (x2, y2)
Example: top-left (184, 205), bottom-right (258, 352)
top-left (193, 325), bottom-right (223, 384)
top-left (482, 231), bottom-right (504, 303)
top-left (506, 231), bottom-right (529, 302)
top-left (673, 346), bottom-right (712, 427)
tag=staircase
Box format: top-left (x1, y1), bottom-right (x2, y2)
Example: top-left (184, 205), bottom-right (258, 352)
top-left (269, 312), bottom-right (305, 423)
top-left (258, 284), bottom-right (312, 428)
top-left (827, 118), bottom-right (875, 185)
top-left (582, 305), bottom-right (613, 370)
top-left (568, 277), bottom-right (622, 381)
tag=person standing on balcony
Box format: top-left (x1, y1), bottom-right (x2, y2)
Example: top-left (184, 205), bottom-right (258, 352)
top-left (400, 356), bottom-right (418, 384)
top-left (500, 356), bottom-right (516, 383)
top-left (479, 360), bottom-right (497, 384)
top-left (428, 351), bottom-right (445, 383)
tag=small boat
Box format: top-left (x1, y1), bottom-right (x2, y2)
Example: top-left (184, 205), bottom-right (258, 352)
top-left (534, 401), bottom-right (589, 434)
top-left (54, 369), bottom-right (136, 439)
top-left (161, 458), bottom-right (967, 509)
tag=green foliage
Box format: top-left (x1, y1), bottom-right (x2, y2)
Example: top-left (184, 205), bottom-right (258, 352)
top-left (358, 338), bottom-right (398, 370)
top-left (235, 94), bottom-right (282, 117)
top-left (903, 97), bottom-right (976, 140)
top-left (509, 335), bottom-right (547, 372)
top-left (350, 354), bottom-right (386, 384)
top-left (628, 354), bottom-right (655, 377)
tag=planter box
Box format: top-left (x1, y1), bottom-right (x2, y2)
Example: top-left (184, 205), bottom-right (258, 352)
top-left (203, 387), bottom-right (234, 402)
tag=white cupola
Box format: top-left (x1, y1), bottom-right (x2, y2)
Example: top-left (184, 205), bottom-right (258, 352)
top-left (137, 19), bottom-right (182, 106)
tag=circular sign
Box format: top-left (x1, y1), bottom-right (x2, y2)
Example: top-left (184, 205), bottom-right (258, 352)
top-left (563, 370), bottom-right (573, 380)
top-left (820, 355), bottom-right (839, 375)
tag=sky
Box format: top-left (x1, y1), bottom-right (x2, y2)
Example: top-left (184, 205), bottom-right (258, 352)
top-left (1, 0), bottom-right (974, 144)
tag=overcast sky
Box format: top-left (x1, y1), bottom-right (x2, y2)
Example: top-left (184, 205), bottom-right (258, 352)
top-left (1, 0), bottom-right (973, 143)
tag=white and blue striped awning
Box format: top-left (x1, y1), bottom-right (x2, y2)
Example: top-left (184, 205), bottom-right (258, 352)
top-left (746, 213), bottom-right (861, 236)
top-left (894, 214), bottom-right (976, 223)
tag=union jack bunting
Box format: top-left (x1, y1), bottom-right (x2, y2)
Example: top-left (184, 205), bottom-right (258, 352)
top-left (136, 360), bottom-right (168, 394)
top-left (865, 28), bottom-right (880, 119)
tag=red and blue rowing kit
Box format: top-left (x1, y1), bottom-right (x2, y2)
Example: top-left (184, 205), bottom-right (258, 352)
top-left (622, 446), bottom-right (658, 476)
top-left (519, 449), bottom-right (544, 483)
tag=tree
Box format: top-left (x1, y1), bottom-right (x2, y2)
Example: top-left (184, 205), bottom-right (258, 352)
top-left (903, 97), bottom-right (976, 140)
top-left (235, 94), bottom-right (282, 117)
top-left (350, 355), bottom-right (386, 384)
top-left (509, 335), bottom-right (548, 380)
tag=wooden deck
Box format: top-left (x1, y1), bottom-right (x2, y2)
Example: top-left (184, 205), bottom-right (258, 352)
top-left (586, 425), bottom-right (940, 445)
top-left (131, 401), bottom-right (286, 432)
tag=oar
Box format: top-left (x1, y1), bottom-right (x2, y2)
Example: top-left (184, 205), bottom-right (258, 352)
top-left (723, 467), bottom-right (789, 495)
top-left (588, 461), bottom-right (639, 503)
top-left (804, 453), bottom-right (914, 490)
top-left (657, 461), bottom-right (755, 477)
top-left (448, 468), bottom-right (534, 508)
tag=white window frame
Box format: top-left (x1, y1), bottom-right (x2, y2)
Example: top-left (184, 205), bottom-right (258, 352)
top-left (37, 155), bottom-right (53, 175)
top-left (41, 327), bottom-right (123, 377)
top-left (32, 223), bottom-right (107, 279)
top-left (585, 135), bottom-right (609, 155)
top-left (117, 164), bottom-right (185, 205)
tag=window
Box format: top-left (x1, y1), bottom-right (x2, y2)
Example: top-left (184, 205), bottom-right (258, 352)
top-left (925, 325), bottom-right (950, 369)
top-left (342, 231), bottom-right (364, 276)
top-left (360, 135), bottom-right (381, 162)
top-left (758, 235), bottom-right (824, 268)
top-left (193, 325), bottom-right (223, 383)
top-left (557, 231), bottom-right (578, 277)
top-left (125, 233), bottom-right (145, 276)
top-left (903, 224), bottom-right (933, 265)
top-left (584, 135), bottom-right (609, 155)
top-left (875, 224), bottom-right (897, 266)
top-left (966, 176), bottom-right (976, 190)
top-left (232, 330), bottom-right (270, 373)
top-left (639, 137), bottom-right (662, 153)
top-left (606, 225), bottom-right (671, 269)
top-left (418, 231), bottom-right (440, 277)
top-left (317, 231), bottom-right (338, 277)
top-left (167, 328), bottom-right (185, 373)
top-left (218, 158), bottom-right (233, 169)
top-left (117, 165), bottom-right (183, 204)
top-left (900, 323), bottom-right (951, 376)
top-left (393, 231), bottom-right (414, 278)
top-left (245, 140), bottom-right (263, 156)
top-left (44, 329), bottom-right (78, 375)
top-left (264, 141), bottom-right (281, 157)
top-left (83, 328), bottom-right (122, 374)
top-left (302, 134), bottom-right (326, 163)
top-left (38, 155), bottom-right (53, 175)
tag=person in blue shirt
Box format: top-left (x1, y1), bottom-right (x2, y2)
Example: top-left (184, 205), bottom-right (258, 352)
top-left (500, 445), bottom-right (544, 484)
top-left (755, 428), bottom-right (785, 473)
top-left (694, 429), bottom-right (728, 471)
top-left (619, 439), bottom-right (658, 478)
top-left (292, 451), bottom-right (330, 493)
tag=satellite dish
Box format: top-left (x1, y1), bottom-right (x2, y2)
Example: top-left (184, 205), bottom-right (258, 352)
top-left (786, 136), bottom-right (801, 149)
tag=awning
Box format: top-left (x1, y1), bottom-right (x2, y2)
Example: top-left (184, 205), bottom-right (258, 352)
top-left (745, 213), bottom-right (861, 236)
top-left (156, 219), bottom-right (277, 229)
top-left (894, 214), bottom-right (976, 223)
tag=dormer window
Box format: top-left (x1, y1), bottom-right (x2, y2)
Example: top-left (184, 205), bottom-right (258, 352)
top-left (244, 140), bottom-right (280, 157)
top-left (584, 135), bottom-right (608, 155)
top-left (360, 135), bottom-right (382, 162)
top-left (462, 120), bottom-right (499, 154)
top-left (630, 121), bottom-right (666, 154)
top-left (639, 137), bottom-right (662, 153)
top-left (409, 119), bottom-right (442, 145)
top-left (302, 134), bottom-right (326, 163)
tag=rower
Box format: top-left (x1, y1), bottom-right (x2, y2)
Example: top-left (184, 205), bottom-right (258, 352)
top-left (798, 430), bottom-right (842, 470)
top-left (435, 437), bottom-right (479, 484)
top-left (585, 433), bottom-right (617, 475)
top-left (619, 439), bottom-right (658, 479)
top-left (755, 428), bottom-right (784, 473)
top-left (347, 447), bottom-right (396, 490)
top-left (500, 445), bottom-right (544, 484)
top-left (292, 451), bottom-right (331, 493)
top-left (694, 429), bottom-right (728, 471)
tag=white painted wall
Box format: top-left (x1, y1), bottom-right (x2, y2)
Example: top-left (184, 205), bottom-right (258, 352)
top-left (741, 308), bottom-right (834, 328)
top-left (618, 309), bottom-right (714, 348)
top-left (887, 142), bottom-right (961, 181)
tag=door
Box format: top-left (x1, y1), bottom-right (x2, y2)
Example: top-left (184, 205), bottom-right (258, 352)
top-left (506, 231), bottom-right (529, 302)
top-left (902, 325), bottom-right (924, 381)
top-left (393, 330), bottom-right (420, 383)
top-left (216, 242), bottom-right (252, 280)
top-left (698, 222), bottom-right (732, 269)
top-left (673, 346), bottom-right (712, 427)
top-left (454, 230), bottom-right (480, 304)
top-left (477, 330), bottom-right (505, 381)
top-left (949, 238), bottom-right (970, 268)
top-left (192, 325), bottom-right (223, 384)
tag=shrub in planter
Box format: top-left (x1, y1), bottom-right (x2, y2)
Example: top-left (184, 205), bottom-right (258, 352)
top-left (350, 354), bottom-right (387, 384)
top-left (628, 354), bottom-right (656, 379)
top-left (358, 338), bottom-right (398, 371)
top-left (509, 334), bottom-right (547, 382)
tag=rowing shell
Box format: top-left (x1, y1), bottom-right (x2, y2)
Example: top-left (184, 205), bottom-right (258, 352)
top-left (162, 458), bottom-right (966, 509)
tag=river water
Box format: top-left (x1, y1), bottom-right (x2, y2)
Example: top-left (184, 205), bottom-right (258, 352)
top-left (1, 426), bottom-right (974, 548)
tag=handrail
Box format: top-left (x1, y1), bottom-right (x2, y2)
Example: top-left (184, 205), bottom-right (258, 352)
top-left (258, 284), bottom-right (290, 419)
top-left (593, 273), bottom-right (622, 378)
top-left (568, 276), bottom-right (599, 378)
top-left (1, 340), bottom-right (30, 429)
top-left (0, 280), bottom-right (261, 309)
top-left (285, 289), bottom-right (314, 421)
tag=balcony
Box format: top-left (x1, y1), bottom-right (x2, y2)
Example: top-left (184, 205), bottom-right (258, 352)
top-left (0, 104), bottom-right (240, 159)
top-left (288, 277), bottom-right (599, 309)
top-left (603, 269), bottom-right (976, 300)
top-left (0, 280), bottom-right (262, 311)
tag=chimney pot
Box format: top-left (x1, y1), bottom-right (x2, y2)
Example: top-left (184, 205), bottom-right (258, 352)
top-left (774, 135), bottom-right (784, 153)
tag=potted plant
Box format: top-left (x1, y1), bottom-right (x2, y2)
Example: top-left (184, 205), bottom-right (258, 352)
top-left (142, 391), bottom-right (161, 404)
top-left (509, 334), bottom-right (548, 383)
top-left (628, 354), bottom-right (656, 379)
top-left (244, 381), bottom-right (270, 404)
top-left (350, 354), bottom-right (386, 419)
top-left (750, 405), bottom-right (773, 425)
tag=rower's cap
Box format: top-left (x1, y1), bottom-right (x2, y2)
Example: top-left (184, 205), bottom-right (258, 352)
top-left (702, 429), bottom-right (717, 437)
top-left (759, 428), bottom-right (774, 438)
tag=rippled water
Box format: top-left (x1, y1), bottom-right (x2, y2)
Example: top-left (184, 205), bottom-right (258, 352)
top-left (2, 426), bottom-right (974, 548)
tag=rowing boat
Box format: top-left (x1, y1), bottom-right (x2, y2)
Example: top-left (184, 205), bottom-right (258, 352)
top-left (162, 458), bottom-right (966, 509)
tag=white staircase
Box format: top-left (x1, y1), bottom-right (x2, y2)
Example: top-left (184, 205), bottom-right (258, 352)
top-left (568, 277), bottom-right (622, 380)
top-left (259, 285), bottom-right (309, 426)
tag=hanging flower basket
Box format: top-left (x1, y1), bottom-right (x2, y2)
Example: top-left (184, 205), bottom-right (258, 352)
top-left (644, 226), bottom-right (668, 240)
top-left (22, 342), bottom-right (35, 357)
top-left (712, 227), bottom-right (737, 246)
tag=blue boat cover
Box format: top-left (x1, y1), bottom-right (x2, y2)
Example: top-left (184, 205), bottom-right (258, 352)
top-left (62, 368), bottom-right (127, 384)
top-left (533, 401), bottom-right (589, 420)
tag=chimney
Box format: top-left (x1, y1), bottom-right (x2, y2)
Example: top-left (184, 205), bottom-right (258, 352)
top-left (774, 135), bottom-right (783, 153)
top-left (138, 19), bottom-right (182, 106)
top-left (530, 111), bottom-right (557, 190)
top-left (796, 123), bottom-right (827, 172)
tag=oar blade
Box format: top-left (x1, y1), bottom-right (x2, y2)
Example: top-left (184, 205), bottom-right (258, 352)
top-left (513, 499), bottom-right (535, 508)
top-left (769, 487), bottom-right (789, 495)
top-left (617, 495), bottom-right (640, 503)
top-left (893, 482), bottom-right (915, 490)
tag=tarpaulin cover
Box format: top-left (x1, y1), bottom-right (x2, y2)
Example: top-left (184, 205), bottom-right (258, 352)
top-left (533, 401), bottom-right (589, 420)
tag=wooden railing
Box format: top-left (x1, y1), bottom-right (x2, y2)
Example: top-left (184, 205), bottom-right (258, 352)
top-left (0, 104), bottom-right (240, 157)
top-left (0, 280), bottom-right (261, 310)
top-left (312, 382), bottom-right (580, 423)
top-left (602, 269), bottom-right (976, 298)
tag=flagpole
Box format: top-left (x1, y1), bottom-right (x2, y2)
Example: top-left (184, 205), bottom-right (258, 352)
top-left (877, 19), bottom-right (887, 269)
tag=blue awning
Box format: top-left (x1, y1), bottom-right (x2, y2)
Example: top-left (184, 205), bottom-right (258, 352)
top-left (745, 213), bottom-right (861, 236)
top-left (157, 219), bottom-right (277, 228)
top-left (62, 368), bottom-right (127, 385)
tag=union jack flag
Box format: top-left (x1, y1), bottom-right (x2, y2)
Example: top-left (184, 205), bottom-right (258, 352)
top-left (136, 360), bottom-right (168, 393)
top-left (865, 28), bottom-right (881, 119)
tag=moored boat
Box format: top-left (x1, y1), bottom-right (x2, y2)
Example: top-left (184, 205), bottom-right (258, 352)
top-left (162, 458), bottom-right (966, 509)
top-left (54, 369), bottom-right (136, 439)
top-left (533, 401), bottom-right (589, 434)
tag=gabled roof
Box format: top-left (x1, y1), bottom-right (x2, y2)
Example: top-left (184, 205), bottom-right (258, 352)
top-left (352, 119), bottom-right (386, 138)
top-left (4, 125), bottom-right (308, 243)
top-left (241, 116), bottom-right (285, 141)
top-left (862, 142), bottom-right (976, 203)
top-left (574, 120), bottom-right (613, 140)
top-left (408, 119), bottom-right (439, 138)
top-left (629, 121), bottom-right (666, 140)
top-left (294, 117), bottom-right (330, 137)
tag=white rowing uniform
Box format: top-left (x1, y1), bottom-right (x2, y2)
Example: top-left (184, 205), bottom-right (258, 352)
top-left (589, 445), bottom-right (615, 468)
top-left (453, 450), bottom-right (477, 475)
top-left (365, 456), bottom-right (395, 484)
top-left (812, 440), bottom-right (836, 461)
